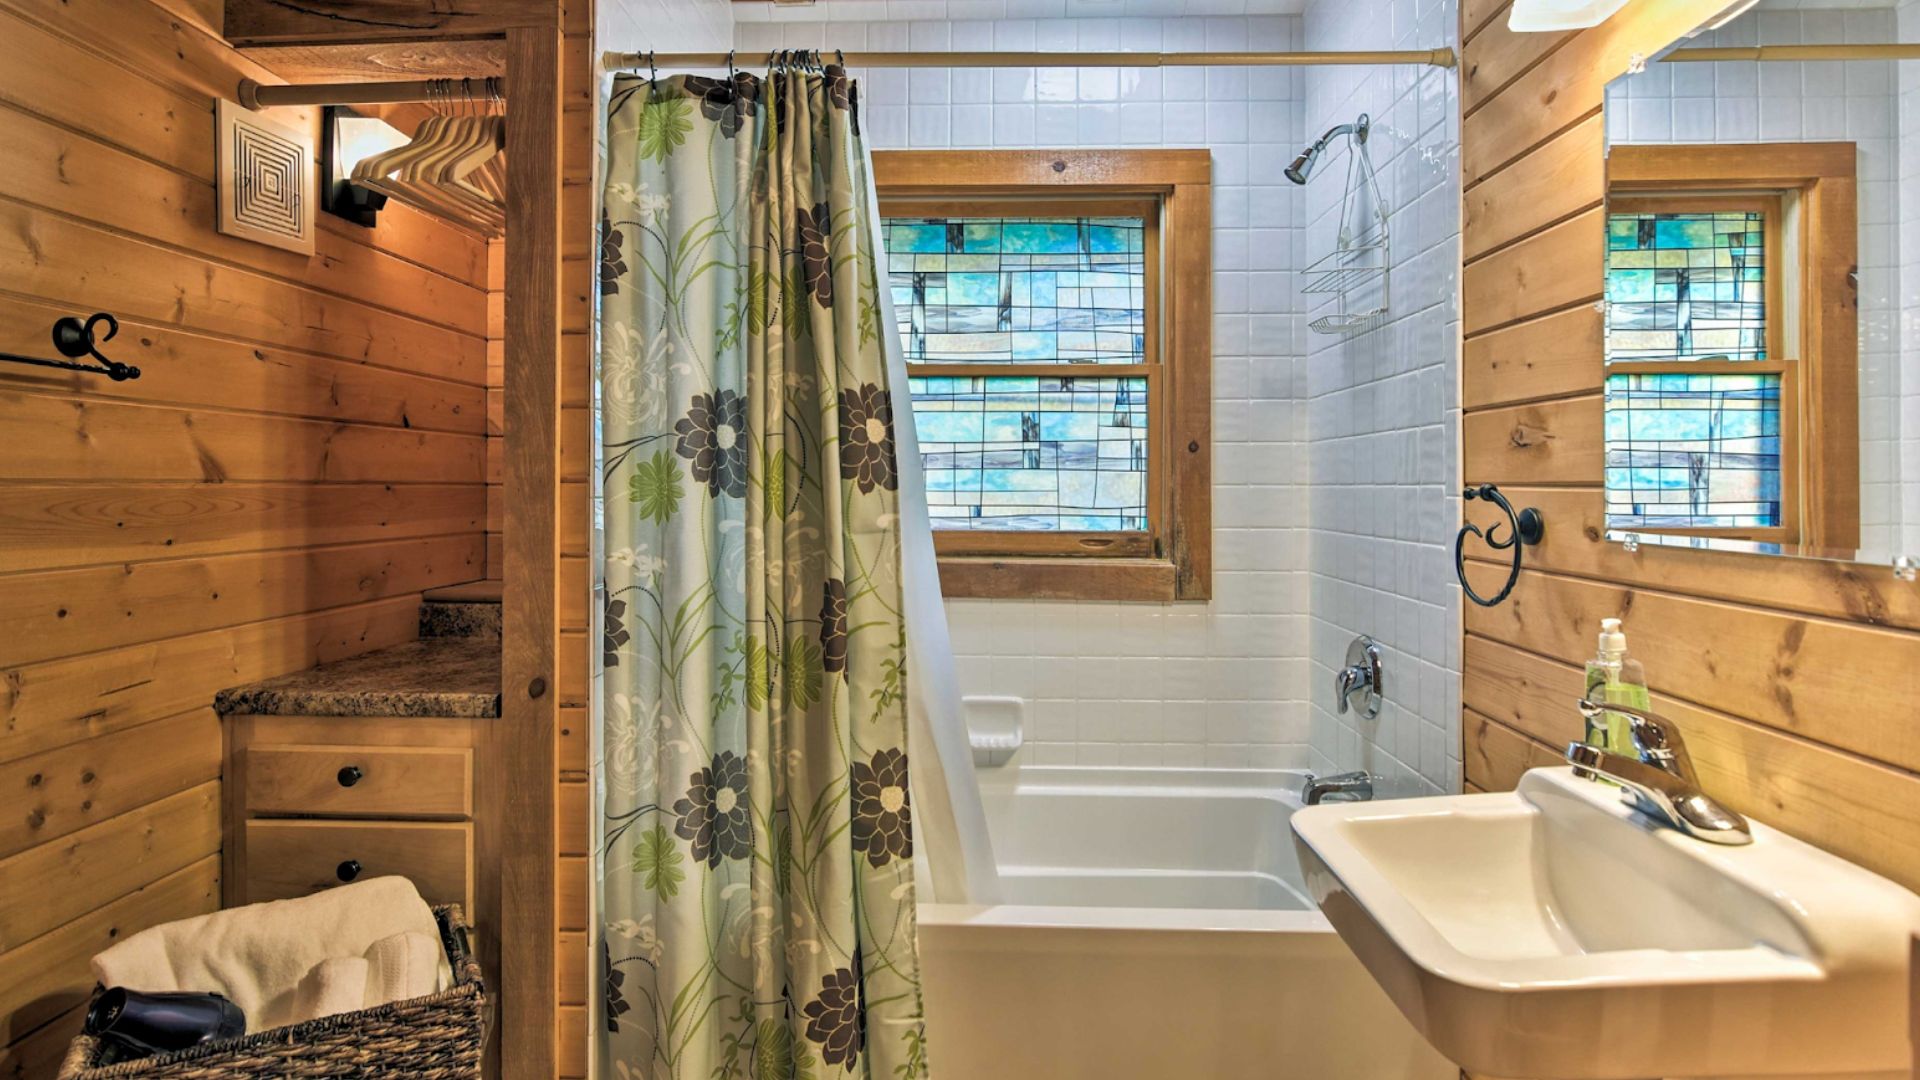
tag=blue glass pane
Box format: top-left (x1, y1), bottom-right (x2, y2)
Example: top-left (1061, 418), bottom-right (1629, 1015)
top-left (907, 375), bottom-right (1149, 532)
top-left (1604, 372), bottom-right (1782, 530)
top-left (881, 216), bottom-right (1148, 364)
top-left (1605, 209), bottom-right (1767, 364)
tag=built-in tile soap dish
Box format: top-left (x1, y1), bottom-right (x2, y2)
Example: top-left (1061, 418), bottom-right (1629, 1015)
top-left (963, 695), bottom-right (1024, 767)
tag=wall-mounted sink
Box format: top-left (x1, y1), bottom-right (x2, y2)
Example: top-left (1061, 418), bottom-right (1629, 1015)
top-left (1291, 767), bottom-right (1920, 1079)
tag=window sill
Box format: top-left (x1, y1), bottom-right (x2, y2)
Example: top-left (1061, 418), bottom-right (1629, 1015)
top-left (935, 556), bottom-right (1199, 602)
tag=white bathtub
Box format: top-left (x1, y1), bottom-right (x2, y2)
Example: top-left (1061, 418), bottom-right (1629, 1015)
top-left (918, 767), bottom-right (1454, 1080)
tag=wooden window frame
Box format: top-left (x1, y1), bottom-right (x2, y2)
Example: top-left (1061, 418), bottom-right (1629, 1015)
top-left (872, 150), bottom-right (1213, 601)
top-left (1606, 141), bottom-right (1859, 552)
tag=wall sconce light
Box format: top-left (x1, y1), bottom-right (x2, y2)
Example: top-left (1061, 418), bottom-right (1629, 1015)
top-left (321, 106), bottom-right (408, 226)
top-left (1507, 0), bottom-right (1631, 32)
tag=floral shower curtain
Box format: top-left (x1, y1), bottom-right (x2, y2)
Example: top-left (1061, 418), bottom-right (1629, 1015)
top-left (597, 66), bottom-right (930, 1080)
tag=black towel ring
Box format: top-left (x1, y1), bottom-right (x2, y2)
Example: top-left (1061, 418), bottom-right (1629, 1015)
top-left (1455, 483), bottom-right (1544, 608)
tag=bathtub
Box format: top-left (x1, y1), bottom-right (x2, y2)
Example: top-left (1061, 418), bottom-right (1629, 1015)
top-left (917, 767), bottom-right (1454, 1080)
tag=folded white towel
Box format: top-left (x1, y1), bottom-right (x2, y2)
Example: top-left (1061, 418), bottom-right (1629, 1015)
top-left (361, 931), bottom-right (444, 1008)
top-left (293, 956), bottom-right (369, 1023)
top-left (91, 877), bottom-right (451, 1033)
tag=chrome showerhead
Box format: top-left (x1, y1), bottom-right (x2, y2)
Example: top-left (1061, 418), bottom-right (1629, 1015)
top-left (1284, 113), bottom-right (1370, 186)
top-left (1284, 146), bottom-right (1322, 185)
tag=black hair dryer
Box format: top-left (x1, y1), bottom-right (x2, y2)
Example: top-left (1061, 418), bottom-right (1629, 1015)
top-left (84, 987), bottom-right (246, 1064)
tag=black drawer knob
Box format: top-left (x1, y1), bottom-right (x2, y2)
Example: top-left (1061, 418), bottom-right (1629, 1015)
top-left (336, 765), bottom-right (364, 788)
top-left (336, 859), bottom-right (363, 882)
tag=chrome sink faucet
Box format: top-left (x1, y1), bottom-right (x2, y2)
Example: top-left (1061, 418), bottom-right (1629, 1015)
top-left (1566, 699), bottom-right (1751, 845)
top-left (1303, 771), bottom-right (1376, 805)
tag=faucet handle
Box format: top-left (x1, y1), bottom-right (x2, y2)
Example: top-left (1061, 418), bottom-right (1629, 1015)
top-left (1575, 698), bottom-right (1698, 777)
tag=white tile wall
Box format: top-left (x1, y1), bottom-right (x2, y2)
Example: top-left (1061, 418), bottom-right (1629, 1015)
top-left (1899, 0), bottom-right (1920, 559)
top-left (734, 10), bottom-right (1322, 769)
top-left (1606, 5), bottom-right (1919, 561)
top-left (605, 0), bottom-right (735, 51)
top-left (1300, 0), bottom-right (1462, 797)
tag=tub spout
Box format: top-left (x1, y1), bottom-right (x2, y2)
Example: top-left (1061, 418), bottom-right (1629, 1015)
top-left (1303, 771), bottom-right (1376, 805)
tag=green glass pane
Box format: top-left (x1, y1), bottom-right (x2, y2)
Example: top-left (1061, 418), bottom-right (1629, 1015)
top-left (908, 375), bottom-right (1149, 532)
top-left (1604, 209), bottom-right (1766, 364)
top-left (881, 215), bottom-right (1147, 365)
top-left (1603, 372), bottom-right (1782, 530)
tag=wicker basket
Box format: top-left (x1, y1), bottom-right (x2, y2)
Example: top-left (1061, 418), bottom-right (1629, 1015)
top-left (58, 905), bottom-right (489, 1080)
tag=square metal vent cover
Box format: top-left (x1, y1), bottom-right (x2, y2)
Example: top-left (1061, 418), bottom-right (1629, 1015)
top-left (217, 98), bottom-right (315, 255)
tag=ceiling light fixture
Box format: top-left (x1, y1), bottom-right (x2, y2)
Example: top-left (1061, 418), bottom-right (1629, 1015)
top-left (1507, 0), bottom-right (1632, 32)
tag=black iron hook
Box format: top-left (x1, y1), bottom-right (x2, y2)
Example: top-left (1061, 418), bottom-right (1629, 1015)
top-left (1454, 483), bottom-right (1543, 608)
top-left (0, 312), bottom-right (138, 381)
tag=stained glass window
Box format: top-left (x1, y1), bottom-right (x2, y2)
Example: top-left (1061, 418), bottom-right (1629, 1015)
top-left (1605, 372), bottom-right (1782, 529)
top-left (910, 375), bottom-right (1148, 531)
top-left (1605, 210), bottom-right (1767, 363)
top-left (883, 217), bottom-right (1147, 363)
top-left (883, 213), bottom-right (1153, 534)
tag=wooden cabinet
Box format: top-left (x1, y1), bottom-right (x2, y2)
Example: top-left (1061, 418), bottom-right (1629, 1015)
top-left (224, 715), bottom-right (499, 983)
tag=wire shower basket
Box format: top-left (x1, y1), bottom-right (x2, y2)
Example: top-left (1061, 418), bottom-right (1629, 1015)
top-left (1303, 113), bottom-right (1389, 335)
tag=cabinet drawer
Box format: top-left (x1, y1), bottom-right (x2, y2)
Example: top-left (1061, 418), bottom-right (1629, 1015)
top-left (242, 820), bottom-right (472, 911)
top-left (244, 745), bottom-right (471, 819)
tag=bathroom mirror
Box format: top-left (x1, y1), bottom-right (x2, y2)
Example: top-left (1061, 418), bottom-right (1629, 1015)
top-left (1599, 3), bottom-right (1917, 570)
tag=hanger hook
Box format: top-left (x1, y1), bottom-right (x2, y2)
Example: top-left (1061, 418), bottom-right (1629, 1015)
top-left (647, 50), bottom-right (657, 83)
top-left (835, 48), bottom-right (846, 69)
top-left (726, 50), bottom-right (737, 82)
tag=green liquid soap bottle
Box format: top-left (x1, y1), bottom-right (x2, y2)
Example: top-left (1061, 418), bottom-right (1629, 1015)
top-left (1583, 618), bottom-right (1650, 752)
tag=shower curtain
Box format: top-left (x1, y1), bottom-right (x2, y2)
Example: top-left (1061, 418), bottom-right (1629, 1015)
top-left (597, 65), bottom-right (961, 1080)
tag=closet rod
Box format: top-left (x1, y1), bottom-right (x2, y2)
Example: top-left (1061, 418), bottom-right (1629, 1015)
top-left (1663, 43), bottom-right (1920, 62)
top-left (603, 48), bottom-right (1458, 70)
top-left (237, 76), bottom-right (504, 109)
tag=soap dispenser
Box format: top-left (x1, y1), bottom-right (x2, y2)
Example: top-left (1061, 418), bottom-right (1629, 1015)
top-left (1583, 618), bottom-right (1650, 752)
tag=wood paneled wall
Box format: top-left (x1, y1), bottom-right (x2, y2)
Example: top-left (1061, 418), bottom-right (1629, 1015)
top-left (555, 26), bottom-right (594, 1080)
top-left (1458, 0), bottom-right (1920, 900)
top-left (0, 1), bottom-right (489, 1072)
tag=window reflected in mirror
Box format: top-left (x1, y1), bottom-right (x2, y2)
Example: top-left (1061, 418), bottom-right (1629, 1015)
top-left (1598, 2), bottom-right (1917, 566)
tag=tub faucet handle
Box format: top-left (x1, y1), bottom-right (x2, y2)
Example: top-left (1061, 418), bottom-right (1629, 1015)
top-left (1334, 635), bottom-right (1383, 718)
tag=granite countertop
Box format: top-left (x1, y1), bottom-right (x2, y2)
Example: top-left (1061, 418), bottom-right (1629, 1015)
top-left (215, 635), bottom-right (502, 719)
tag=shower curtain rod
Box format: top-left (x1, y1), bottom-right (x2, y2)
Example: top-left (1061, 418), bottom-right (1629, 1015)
top-left (603, 48), bottom-right (1458, 70)
top-left (1663, 43), bottom-right (1920, 62)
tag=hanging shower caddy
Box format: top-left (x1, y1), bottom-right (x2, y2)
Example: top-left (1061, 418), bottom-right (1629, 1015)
top-left (1302, 113), bottom-right (1389, 335)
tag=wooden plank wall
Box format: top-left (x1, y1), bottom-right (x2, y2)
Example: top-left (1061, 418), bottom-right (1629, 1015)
top-left (0, 0), bottom-right (490, 1072)
top-left (489, 237), bottom-right (507, 578)
top-left (1458, 0), bottom-right (1920, 903)
top-left (555, 25), bottom-right (594, 1080)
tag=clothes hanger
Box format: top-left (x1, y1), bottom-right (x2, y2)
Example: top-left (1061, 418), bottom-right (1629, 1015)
top-left (367, 82), bottom-right (504, 231)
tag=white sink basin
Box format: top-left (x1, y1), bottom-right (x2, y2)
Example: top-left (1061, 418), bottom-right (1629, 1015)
top-left (1290, 767), bottom-right (1920, 1079)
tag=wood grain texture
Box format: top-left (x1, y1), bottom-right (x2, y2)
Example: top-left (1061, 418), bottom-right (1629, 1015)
top-left (1461, 395), bottom-right (1604, 485)
top-left (1458, 0), bottom-right (1920, 965)
top-left (0, 535), bottom-right (480, 668)
top-left (502, 22), bottom-right (564, 1080)
top-left (0, 0), bottom-right (492, 1066)
top-left (1461, 304), bottom-right (1604, 409)
top-left (1465, 571), bottom-right (1920, 775)
top-left (0, 780), bottom-right (220, 952)
top-left (223, 0), bottom-right (561, 44)
top-left (0, 709), bottom-right (222, 861)
top-left (1461, 208), bottom-right (1603, 335)
top-left (1461, 115), bottom-right (1603, 262)
top-left (0, 857), bottom-right (220, 1046)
